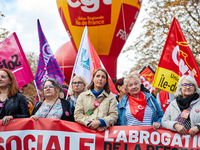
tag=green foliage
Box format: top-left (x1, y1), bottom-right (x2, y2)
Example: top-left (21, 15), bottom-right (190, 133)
top-left (0, 12), bottom-right (9, 41)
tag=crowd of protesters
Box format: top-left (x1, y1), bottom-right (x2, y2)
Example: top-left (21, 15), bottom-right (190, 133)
top-left (0, 68), bottom-right (200, 137)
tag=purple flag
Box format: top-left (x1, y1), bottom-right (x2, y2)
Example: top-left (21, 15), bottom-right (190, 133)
top-left (35, 19), bottom-right (65, 90)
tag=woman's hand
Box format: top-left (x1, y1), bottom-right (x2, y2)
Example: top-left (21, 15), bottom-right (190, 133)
top-left (174, 124), bottom-right (188, 135)
top-left (30, 115), bottom-right (38, 121)
top-left (1, 116), bottom-right (13, 126)
top-left (189, 126), bottom-right (199, 137)
top-left (153, 122), bottom-right (160, 130)
top-left (96, 127), bottom-right (107, 132)
top-left (87, 120), bottom-right (101, 130)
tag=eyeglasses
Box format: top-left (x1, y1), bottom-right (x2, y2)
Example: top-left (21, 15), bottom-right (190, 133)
top-left (72, 81), bottom-right (83, 85)
top-left (44, 85), bottom-right (54, 89)
top-left (181, 83), bottom-right (194, 88)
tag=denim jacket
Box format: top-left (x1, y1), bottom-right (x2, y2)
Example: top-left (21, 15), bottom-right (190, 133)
top-left (117, 92), bottom-right (164, 126)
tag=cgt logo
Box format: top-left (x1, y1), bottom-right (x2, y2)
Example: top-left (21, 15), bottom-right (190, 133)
top-left (67, 0), bottom-right (111, 12)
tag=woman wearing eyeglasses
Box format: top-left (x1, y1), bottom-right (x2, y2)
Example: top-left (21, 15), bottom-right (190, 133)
top-left (67, 76), bottom-right (87, 107)
top-left (74, 68), bottom-right (118, 132)
top-left (31, 78), bottom-right (74, 121)
top-left (162, 75), bottom-right (200, 137)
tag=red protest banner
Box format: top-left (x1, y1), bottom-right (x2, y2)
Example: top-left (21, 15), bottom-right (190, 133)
top-left (0, 118), bottom-right (200, 150)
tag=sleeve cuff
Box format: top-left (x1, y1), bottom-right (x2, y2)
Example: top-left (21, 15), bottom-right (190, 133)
top-left (98, 119), bottom-right (106, 127)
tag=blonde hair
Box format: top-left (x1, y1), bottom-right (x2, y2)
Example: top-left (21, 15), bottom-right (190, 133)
top-left (68, 76), bottom-right (87, 95)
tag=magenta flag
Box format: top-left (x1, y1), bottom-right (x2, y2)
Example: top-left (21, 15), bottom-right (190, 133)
top-left (0, 32), bottom-right (34, 87)
top-left (35, 19), bottom-right (65, 90)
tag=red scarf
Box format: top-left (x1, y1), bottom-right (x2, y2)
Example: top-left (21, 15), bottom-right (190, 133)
top-left (127, 91), bottom-right (147, 122)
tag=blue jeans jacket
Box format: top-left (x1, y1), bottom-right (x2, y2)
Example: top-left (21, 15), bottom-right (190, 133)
top-left (117, 92), bottom-right (164, 126)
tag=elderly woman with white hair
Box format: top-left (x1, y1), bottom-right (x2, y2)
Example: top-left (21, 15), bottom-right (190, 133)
top-left (117, 74), bottom-right (163, 130)
top-left (67, 76), bottom-right (87, 107)
top-left (162, 75), bottom-right (200, 137)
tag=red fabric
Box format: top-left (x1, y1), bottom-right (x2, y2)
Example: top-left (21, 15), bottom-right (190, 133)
top-left (159, 91), bottom-right (169, 113)
top-left (127, 91), bottom-right (147, 122)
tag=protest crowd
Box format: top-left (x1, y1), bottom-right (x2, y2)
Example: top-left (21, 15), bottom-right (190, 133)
top-left (0, 18), bottom-right (200, 149)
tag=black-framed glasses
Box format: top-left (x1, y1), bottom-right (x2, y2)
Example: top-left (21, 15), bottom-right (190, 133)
top-left (72, 81), bottom-right (83, 85)
top-left (181, 83), bottom-right (194, 88)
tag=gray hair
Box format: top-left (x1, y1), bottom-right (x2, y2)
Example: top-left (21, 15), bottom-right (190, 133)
top-left (42, 78), bottom-right (62, 92)
top-left (174, 75), bottom-right (200, 97)
top-left (68, 76), bottom-right (87, 95)
top-left (124, 74), bottom-right (141, 91)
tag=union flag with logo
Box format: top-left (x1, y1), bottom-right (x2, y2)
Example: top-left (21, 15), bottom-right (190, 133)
top-left (152, 17), bottom-right (200, 94)
top-left (72, 26), bottom-right (118, 95)
top-left (139, 65), bottom-right (156, 93)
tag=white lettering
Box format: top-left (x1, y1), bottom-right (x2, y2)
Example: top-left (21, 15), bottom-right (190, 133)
top-left (171, 133), bottom-right (183, 147)
top-left (193, 135), bottom-right (197, 148)
top-left (140, 131), bottom-right (149, 144)
top-left (161, 133), bottom-right (171, 146)
top-left (67, 0), bottom-right (111, 12)
top-left (116, 130), bottom-right (127, 142)
top-left (150, 132), bottom-right (160, 145)
top-left (129, 131), bottom-right (139, 143)
top-left (104, 130), bottom-right (114, 142)
top-left (182, 135), bottom-right (190, 147)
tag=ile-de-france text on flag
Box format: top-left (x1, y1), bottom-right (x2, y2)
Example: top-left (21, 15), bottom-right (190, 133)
top-left (73, 27), bottom-right (118, 95)
top-left (35, 19), bottom-right (65, 90)
top-left (139, 65), bottom-right (156, 93)
top-left (152, 17), bottom-right (200, 94)
top-left (0, 32), bottom-right (34, 87)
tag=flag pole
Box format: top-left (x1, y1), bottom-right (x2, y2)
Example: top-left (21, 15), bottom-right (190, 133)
top-left (34, 80), bottom-right (41, 102)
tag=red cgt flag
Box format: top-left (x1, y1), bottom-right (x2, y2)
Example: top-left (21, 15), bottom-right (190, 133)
top-left (152, 17), bottom-right (200, 94)
top-left (139, 65), bottom-right (156, 93)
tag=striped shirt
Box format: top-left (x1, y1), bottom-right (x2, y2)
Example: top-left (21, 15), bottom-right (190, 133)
top-left (125, 101), bottom-right (153, 126)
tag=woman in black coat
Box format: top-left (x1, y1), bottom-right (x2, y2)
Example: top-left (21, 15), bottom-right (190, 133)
top-left (0, 68), bottom-right (30, 126)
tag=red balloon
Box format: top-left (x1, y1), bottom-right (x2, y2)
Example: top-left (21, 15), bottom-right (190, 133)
top-left (55, 41), bottom-right (77, 83)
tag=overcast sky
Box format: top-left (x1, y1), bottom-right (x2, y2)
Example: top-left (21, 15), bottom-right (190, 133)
top-left (0, 0), bottom-right (143, 78)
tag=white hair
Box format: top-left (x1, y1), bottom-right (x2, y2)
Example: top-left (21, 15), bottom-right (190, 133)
top-left (174, 75), bottom-right (200, 97)
top-left (124, 74), bottom-right (141, 91)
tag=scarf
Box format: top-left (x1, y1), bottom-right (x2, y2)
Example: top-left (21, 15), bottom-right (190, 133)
top-left (127, 91), bottom-right (147, 122)
top-left (176, 93), bottom-right (199, 111)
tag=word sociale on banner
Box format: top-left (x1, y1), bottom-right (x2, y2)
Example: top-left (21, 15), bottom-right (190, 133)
top-left (0, 118), bottom-right (200, 150)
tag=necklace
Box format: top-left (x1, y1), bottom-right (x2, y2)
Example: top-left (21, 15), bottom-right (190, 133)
top-left (44, 98), bottom-right (59, 118)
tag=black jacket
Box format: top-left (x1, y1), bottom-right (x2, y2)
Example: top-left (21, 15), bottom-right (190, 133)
top-left (0, 92), bottom-right (30, 119)
top-left (32, 98), bottom-right (75, 122)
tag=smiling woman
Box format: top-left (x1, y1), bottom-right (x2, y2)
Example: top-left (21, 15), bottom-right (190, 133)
top-left (74, 68), bottom-right (118, 132)
top-left (162, 75), bottom-right (200, 137)
top-left (117, 73), bottom-right (163, 130)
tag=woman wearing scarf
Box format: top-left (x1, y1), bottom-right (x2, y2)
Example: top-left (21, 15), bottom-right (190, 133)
top-left (162, 75), bottom-right (200, 137)
top-left (117, 74), bottom-right (163, 130)
top-left (74, 68), bottom-right (118, 132)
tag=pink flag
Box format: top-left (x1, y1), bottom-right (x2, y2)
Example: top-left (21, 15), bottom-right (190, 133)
top-left (0, 32), bottom-right (34, 87)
